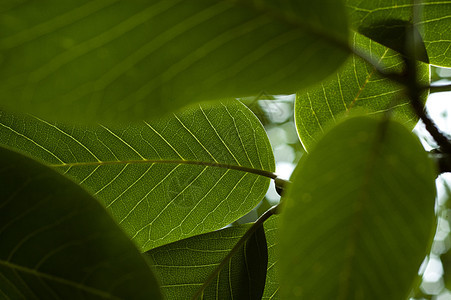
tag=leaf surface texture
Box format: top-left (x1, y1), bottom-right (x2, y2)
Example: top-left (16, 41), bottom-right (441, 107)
top-left (0, 146), bottom-right (162, 299)
top-left (262, 215), bottom-right (279, 300)
top-left (0, 0), bottom-right (349, 122)
top-left (295, 32), bottom-right (429, 152)
top-left (0, 101), bottom-right (275, 251)
top-left (346, 0), bottom-right (451, 66)
top-left (147, 224), bottom-right (267, 299)
top-left (280, 117), bottom-right (436, 299)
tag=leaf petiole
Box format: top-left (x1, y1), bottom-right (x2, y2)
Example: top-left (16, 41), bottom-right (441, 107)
top-left (50, 159), bottom-right (278, 180)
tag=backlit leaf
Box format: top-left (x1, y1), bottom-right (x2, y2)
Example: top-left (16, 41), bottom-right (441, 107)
top-left (262, 215), bottom-right (280, 300)
top-left (346, 0), bottom-right (451, 67)
top-left (146, 224), bottom-right (267, 299)
top-left (0, 146), bottom-right (162, 299)
top-left (295, 32), bottom-right (429, 152)
top-left (280, 117), bottom-right (436, 299)
top-left (0, 0), bottom-right (349, 123)
top-left (0, 100), bottom-right (274, 251)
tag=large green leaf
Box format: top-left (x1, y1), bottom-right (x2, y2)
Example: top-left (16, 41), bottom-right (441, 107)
top-left (262, 215), bottom-right (279, 300)
top-left (0, 100), bottom-right (274, 251)
top-left (280, 117), bottom-right (436, 299)
top-left (295, 32), bottom-right (429, 152)
top-left (0, 0), bottom-right (350, 123)
top-left (346, 0), bottom-right (451, 67)
top-left (0, 145), bottom-right (162, 299)
top-left (146, 224), bottom-right (267, 299)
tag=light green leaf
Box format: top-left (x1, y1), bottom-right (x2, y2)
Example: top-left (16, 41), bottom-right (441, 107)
top-left (0, 100), bottom-right (275, 251)
top-left (295, 32), bottom-right (429, 152)
top-left (262, 215), bottom-right (280, 300)
top-left (0, 0), bottom-right (350, 123)
top-left (280, 117), bottom-right (436, 299)
top-left (346, 0), bottom-right (451, 67)
top-left (146, 224), bottom-right (267, 299)
top-left (0, 145), bottom-right (162, 299)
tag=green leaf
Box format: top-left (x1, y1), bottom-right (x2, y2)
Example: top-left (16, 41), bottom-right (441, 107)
top-left (262, 215), bottom-right (280, 300)
top-left (0, 145), bottom-right (162, 299)
top-left (0, 100), bottom-right (275, 251)
top-left (146, 224), bottom-right (267, 299)
top-left (280, 117), bottom-right (436, 299)
top-left (295, 32), bottom-right (429, 152)
top-left (346, 0), bottom-right (451, 67)
top-left (0, 0), bottom-right (350, 123)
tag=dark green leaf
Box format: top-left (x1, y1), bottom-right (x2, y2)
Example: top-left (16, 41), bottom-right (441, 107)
top-left (0, 145), bottom-right (162, 299)
top-left (440, 194), bottom-right (451, 291)
top-left (442, 249), bottom-right (451, 290)
top-left (280, 117), bottom-right (436, 299)
top-left (346, 0), bottom-right (451, 67)
top-left (0, 0), bottom-right (349, 123)
top-left (146, 224), bottom-right (267, 299)
top-left (295, 32), bottom-right (429, 152)
top-left (357, 19), bottom-right (429, 63)
top-left (0, 100), bottom-right (274, 251)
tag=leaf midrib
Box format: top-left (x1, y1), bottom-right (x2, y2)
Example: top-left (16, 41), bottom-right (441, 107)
top-left (347, 42), bottom-right (390, 111)
top-left (49, 159), bottom-right (277, 179)
top-left (0, 259), bottom-right (120, 299)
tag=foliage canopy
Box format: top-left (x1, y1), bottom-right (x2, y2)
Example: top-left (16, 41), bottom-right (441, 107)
top-left (1, 0), bottom-right (451, 299)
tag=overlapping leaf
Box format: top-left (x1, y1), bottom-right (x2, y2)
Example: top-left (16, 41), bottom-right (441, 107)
top-left (0, 0), bottom-right (350, 123)
top-left (295, 32), bottom-right (429, 152)
top-left (0, 101), bottom-right (275, 252)
top-left (262, 215), bottom-right (279, 300)
top-left (346, 0), bottom-right (451, 67)
top-left (146, 224), bottom-right (267, 299)
top-left (280, 117), bottom-right (436, 299)
top-left (440, 194), bottom-right (451, 291)
top-left (0, 146), bottom-right (162, 299)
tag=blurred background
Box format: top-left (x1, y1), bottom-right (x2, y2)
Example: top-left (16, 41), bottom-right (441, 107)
top-left (237, 66), bottom-right (451, 300)
top-left (413, 66), bottom-right (451, 300)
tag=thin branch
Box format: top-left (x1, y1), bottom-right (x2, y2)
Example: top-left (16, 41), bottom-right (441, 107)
top-left (191, 205), bottom-right (280, 300)
top-left (427, 84), bottom-right (451, 94)
top-left (410, 87), bottom-right (451, 151)
top-left (429, 151), bottom-right (451, 175)
top-left (408, 81), bottom-right (451, 153)
top-left (50, 159), bottom-right (278, 180)
top-left (402, 13), bottom-right (451, 153)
